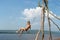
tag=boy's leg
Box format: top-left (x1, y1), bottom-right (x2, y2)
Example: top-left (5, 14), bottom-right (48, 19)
top-left (16, 28), bottom-right (21, 33)
top-left (16, 28), bottom-right (24, 33)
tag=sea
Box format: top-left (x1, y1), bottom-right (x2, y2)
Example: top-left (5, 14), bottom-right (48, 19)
top-left (0, 30), bottom-right (60, 40)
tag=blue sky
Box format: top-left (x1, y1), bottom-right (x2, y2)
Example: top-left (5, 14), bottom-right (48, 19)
top-left (0, 0), bottom-right (60, 31)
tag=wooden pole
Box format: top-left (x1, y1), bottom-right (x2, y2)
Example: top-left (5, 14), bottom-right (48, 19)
top-left (41, 0), bottom-right (45, 40)
top-left (35, 0), bottom-right (45, 40)
top-left (43, 0), bottom-right (52, 40)
top-left (48, 17), bottom-right (52, 40)
top-left (46, 4), bottom-right (52, 40)
top-left (47, 5), bottom-right (52, 40)
top-left (35, 6), bottom-right (45, 40)
top-left (35, 0), bottom-right (60, 40)
top-left (41, 6), bottom-right (45, 40)
top-left (35, 30), bottom-right (41, 40)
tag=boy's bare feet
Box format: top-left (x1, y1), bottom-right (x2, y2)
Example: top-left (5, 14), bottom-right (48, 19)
top-left (16, 31), bottom-right (19, 33)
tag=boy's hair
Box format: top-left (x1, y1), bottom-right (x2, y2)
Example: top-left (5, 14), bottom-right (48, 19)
top-left (27, 21), bottom-right (30, 24)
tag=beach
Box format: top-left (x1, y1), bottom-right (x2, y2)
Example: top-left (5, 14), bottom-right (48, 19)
top-left (0, 34), bottom-right (60, 40)
top-left (0, 30), bottom-right (60, 40)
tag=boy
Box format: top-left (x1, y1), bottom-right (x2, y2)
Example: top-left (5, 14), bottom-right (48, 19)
top-left (16, 21), bottom-right (31, 33)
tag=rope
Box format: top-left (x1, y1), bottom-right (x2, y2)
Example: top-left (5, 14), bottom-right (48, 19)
top-left (49, 18), bottom-right (60, 31)
top-left (49, 12), bottom-right (60, 20)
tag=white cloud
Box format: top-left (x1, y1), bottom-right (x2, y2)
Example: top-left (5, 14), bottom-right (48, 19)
top-left (23, 7), bottom-right (42, 20)
top-left (23, 7), bottom-right (55, 20)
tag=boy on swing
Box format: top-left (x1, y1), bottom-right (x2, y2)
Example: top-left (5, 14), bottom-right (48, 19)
top-left (16, 21), bottom-right (31, 33)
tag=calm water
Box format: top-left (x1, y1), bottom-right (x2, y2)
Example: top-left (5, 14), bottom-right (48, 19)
top-left (0, 30), bottom-right (60, 40)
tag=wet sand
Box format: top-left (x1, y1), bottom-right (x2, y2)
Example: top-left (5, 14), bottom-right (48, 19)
top-left (55, 38), bottom-right (60, 40)
top-left (54, 37), bottom-right (60, 40)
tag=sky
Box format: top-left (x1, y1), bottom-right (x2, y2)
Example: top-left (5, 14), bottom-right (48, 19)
top-left (0, 0), bottom-right (60, 31)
